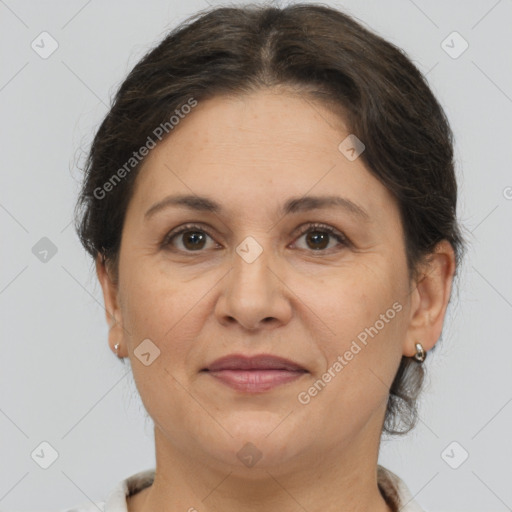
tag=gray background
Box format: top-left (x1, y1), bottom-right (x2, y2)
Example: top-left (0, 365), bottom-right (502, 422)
top-left (1, 0), bottom-right (511, 511)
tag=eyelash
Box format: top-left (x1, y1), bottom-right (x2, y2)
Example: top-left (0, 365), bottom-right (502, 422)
top-left (160, 222), bottom-right (350, 253)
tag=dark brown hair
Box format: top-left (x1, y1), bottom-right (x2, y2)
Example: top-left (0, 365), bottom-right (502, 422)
top-left (74, 2), bottom-right (466, 436)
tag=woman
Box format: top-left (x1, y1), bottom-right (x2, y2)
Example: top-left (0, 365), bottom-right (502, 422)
top-left (72, 3), bottom-right (465, 511)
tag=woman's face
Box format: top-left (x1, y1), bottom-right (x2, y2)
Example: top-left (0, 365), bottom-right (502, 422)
top-left (99, 89), bottom-right (440, 473)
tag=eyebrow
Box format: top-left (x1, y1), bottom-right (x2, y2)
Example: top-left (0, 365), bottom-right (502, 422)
top-left (144, 194), bottom-right (370, 221)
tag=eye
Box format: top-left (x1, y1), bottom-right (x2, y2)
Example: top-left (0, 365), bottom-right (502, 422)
top-left (161, 224), bottom-right (218, 252)
top-left (161, 222), bottom-right (349, 253)
top-left (291, 223), bottom-right (349, 252)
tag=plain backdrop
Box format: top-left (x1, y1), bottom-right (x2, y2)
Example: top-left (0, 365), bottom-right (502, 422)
top-left (1, 1), bottom-right (511, 511)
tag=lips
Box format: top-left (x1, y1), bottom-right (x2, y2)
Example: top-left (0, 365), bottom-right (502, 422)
top-left (203, 354), bottom-right (306, 372)
top-left (201, 354), bottom-right (308, 393)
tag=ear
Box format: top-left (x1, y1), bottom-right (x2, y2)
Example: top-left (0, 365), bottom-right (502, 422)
top-left (403, 240), bottom-right (457, 357)
top-left (95, 254), bottom-right (127, 358)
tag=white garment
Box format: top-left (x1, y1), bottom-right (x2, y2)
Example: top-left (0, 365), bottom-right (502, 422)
top-left (61, 465), bottom-right (425, 511)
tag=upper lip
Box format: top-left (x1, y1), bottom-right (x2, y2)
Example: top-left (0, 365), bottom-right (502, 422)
top-left (203, 354), bottom-right (307, 372)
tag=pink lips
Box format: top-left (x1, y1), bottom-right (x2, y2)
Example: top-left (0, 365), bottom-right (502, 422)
top-left (202, 354), bottom-right (307, 393)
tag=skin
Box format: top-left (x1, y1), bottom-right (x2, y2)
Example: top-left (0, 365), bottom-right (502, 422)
top-left (96, 87), bottom-right (456, 512)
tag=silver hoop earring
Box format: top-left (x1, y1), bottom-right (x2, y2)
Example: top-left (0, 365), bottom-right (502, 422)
top-left (413, 342), bottom-right (426, 363)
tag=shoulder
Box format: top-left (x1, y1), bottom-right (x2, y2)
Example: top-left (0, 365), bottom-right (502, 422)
top-left (378, 465), bottom-right (426, 512)
top-left (59, 468), bottom-right (155, 512)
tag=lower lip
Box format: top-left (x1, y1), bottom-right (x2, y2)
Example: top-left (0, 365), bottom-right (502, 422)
top-left (204, 369), bottom-right (307, 392)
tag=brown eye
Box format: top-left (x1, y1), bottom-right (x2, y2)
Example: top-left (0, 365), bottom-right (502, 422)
top-left (292, 223), bottom-right (348, 252)
top-left (305, 231), bottom-right (330, 250)
top-left (161, 224), bottom-right (217, 252)
top-left (180, 230), bottom-right (208, 250)
top-left (161, 222), bottom-right (348, 254)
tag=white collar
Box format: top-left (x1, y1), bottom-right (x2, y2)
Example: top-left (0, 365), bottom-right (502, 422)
top-left (97, 465), bottom-right (425, 511)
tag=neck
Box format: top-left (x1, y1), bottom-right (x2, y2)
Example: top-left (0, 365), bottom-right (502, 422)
top-left (132, 421), bottom-right (393, 512)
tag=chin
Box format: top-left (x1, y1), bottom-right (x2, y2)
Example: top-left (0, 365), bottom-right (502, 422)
top-left (221, 409), bottom-right (294, 439)
top-left (201, 414), bottom-right (304, 471)
top-left (208, 438), bottom-right (302, 477)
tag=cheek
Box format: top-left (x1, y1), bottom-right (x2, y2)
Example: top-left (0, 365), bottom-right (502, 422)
top-left (335, 266), bottom-right (406, 374)
top-left (121, 271), bottom-right (203, 424)
top-left (297, 303), bottom-right (404, 447)
top-left (121, 255), bottom-right (196, 331)
top-left (300, 260), bottom-right (406, 402)
top-left (118, 265), bottom-right (194, 371)
top-left (302, 258), bottom-right (402, 339)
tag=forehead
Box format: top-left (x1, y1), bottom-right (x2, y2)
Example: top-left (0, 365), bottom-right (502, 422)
top-left (128, 90), bottom-right (396, 221)
top-left (158, 90), bottom-right (350, 161)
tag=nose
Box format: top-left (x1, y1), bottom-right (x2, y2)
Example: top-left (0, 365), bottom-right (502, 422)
top-left (214, 240), bottom-right (293, 331)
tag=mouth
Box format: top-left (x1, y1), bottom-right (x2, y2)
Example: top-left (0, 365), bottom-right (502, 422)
top-left (200, 354), bottom-right (308, 393)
